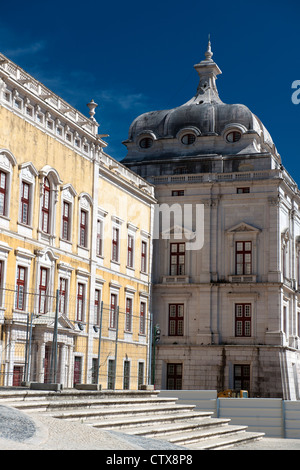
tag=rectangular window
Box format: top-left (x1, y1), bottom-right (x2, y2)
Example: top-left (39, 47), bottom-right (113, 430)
top-left (39, 267), bottom-right (48, 314)
top-left (170, 243), bottom-right (185, 275)
top-left (77, 283), bottom-right (85, 321)
top-left (59, 278), bottom-right (67, 315)
top-left (96, 219), bottom-right (103, 256)
top-left (172, 190), bottom-right (184, 196)
top-left (169, 304), bottom-right (184, 336)
top-left (21, 181), bottom-right (30, 225)
top-left (123, 360), bottom-right (130, 390)
top-left (107, 359), bottom-right (115, 390)
top-left (42, 177), bottom-right (50, 233)
top-left (0, 171), bottom-right (7, 216)
top-left (237, 187), bottom-right (250, 194)
top-left (138, 362), bottom-right (144, 389)
top-left (112, 227), bottom-right (119, 262)
top-left (62, 201), bottom-right (70, 241)
top-left (94, 289), bottom-right (101, 325)
top-left (125, 297), bottom-right (133, 332)
top-left (236, 241), bottom-right (252, 275)
top-left (167, 363), bottom-right (182, 390)
top-left (15, 266), bottom-right (26, 310)
top-left (235, 303), bottom-right (251, 337)
top-left (141, 241), bottom-right (147, 272)
top-left (80, 210), bottom-right (87, 247)
top-left (127, 235), bottom-right (134, 268)
top-left (110, 293), bottom-right (117, 329)
top-left (283, 306), bottom-right (287, 334)
top-left (139, 302), bottom-right (146, 335)
top-left (234, 364), bottom-right (250, 391)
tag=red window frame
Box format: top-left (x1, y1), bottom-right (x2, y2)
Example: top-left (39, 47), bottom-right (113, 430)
top-left (141, 241), bottom-right (147, 272)
top-left (80, 209), bottom-right (87, 247)
top-left (62, 201), bottom-right (70, 240)
top-left (110, 293), bottom-right (117, 329)
top-left (139, 301), bottom-right (146, 335)
top-left (77, 283), bottom-right (85, 321)
top-left (235, 303), bottom-right (251, 337)
top-left (42, 177), bottom-right (50, 233)
top-left (169, 304), bottom-right (184, 336)
top-left (112, 227), bottom-right (119, 262)
top-left (170, 243), bottom-right (185, 275)
top-left (235, 241), bottom-right (252, 275)
top-left (96, 219), bottom-right (103, 256)
top-left (127, 235), bottom-right (134, 267)
top-left (167, 363), bottom-right (182, 390)
top-left (21, 181), bottom-right (30, 225)
top-left (59, 277), bottom-right (67, 315)
top-left (125, 297), bottom-right (132, 332)
top-left (39, 267), bottom-right (48, 314)
top-left (94, 289), bottom-right (101, 325)
top-left (16, 266), bottom-right (26, 310)
top-left (0, 171), bottom-right (7, 216)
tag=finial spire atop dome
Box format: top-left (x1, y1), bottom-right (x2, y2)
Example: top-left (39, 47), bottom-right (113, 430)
top-left (192, 37), bottom-right (222, 103)
top-left (205, 34), bottom-right (213, 61)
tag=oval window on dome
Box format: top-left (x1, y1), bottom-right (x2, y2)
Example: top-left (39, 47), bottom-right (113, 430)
top-left (139, 137), bottom-right (153, 149)
top-left (181, 133), bottom-right (196, 145)
top-left (226, 131), bottom-right (242, 143)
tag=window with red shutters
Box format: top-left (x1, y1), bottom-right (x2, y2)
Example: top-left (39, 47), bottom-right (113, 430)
top-left (127, 235), bottom-right (134, 267)
top-left (235, 241), bottom-right (252, 275)
top-left (110, 293), bottom-right (117, 329)
top-left (125, 297), bottom-right (132, 332)
top-left (96, 219), bottom-right (103, 256)
top-left (80, 209), bottom-right (87, 247)
top-left (235, 303), bottom-right (251, 337)
top-left (169, 304), bottom-right (184, 336)
top-left (16, 266), bottom-right (26, 310)
top-left (42, 177), bottom-right (50, 233)
top-left (170, 243), bottom-right (185, 275)
top-left (77, 283), bottom-right (84, 321)
top-left (0, 171), bottom-right (7, 217)
top-left (139, 302), bottom-right (146, 335)
top-left (62, 201), bottom-right (70, 240)
top-left (112, 227), bottom-right (119, 262)
top-left (59, 277), bottom-right (67, 315)
top-left (94, 289), bottom-right (101, 325)
top-left (141, 241), bottom-right (147, 272)
top-left (21, 181), bottom-right (30, 225)
top-left (39, 267), bottom-right (48, 313)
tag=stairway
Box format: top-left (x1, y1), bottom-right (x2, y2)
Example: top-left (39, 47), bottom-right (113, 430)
top-left (0, 389), bottom-right (264, 450)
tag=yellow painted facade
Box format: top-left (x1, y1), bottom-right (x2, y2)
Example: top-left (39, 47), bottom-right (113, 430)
top-left (0, 53), bottom-right (156, 389)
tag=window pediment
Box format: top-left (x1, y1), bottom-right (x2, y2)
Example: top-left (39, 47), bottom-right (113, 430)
top-left (226, 222), bottom-right (261, 233)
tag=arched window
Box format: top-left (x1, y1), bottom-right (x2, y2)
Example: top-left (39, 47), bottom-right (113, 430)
top-left (181, 133), bottom-right (196, 145)
top-left (226, 131), bottom-right (241, 143)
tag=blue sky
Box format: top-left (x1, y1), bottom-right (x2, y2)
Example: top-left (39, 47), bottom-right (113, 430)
top-left (1, 0), bottom-right (300, 183)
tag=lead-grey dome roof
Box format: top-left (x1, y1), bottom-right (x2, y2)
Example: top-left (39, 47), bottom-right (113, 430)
top-left (122, 40), bottom-right (279, 163)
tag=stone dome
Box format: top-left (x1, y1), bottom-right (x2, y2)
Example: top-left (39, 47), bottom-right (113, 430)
top-left (122, 40), bottom-right (279, 163)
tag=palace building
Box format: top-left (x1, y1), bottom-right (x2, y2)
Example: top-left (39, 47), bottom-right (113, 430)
top-left (0, 53), bottom-right (156, 389)
top-left (122, 40), bottom-right (300, 399)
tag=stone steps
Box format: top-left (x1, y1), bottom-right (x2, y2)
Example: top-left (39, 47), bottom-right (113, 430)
top-left (0, 389), bottom-right (265, 449)
top-left (48, 403), bottom-right (198, 421)
top-left (85, 411), bottom-right (214, 429)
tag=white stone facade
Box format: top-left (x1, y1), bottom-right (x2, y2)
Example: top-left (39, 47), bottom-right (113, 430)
top-left (122, 41), bottom-right (300, 398)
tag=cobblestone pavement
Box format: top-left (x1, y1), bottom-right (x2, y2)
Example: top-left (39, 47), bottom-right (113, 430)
top-left (0, 405), bottom-right (185, 450)
top-left (1, 404), bottom-right (300, 451)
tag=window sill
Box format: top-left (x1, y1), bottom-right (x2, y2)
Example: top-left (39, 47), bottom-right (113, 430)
top-left (60, 237), bottom-right (72, 245)
top-left (77, 244), bottom-right (89, 251)
top-left (18, 221), bottom-right (33, 229)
